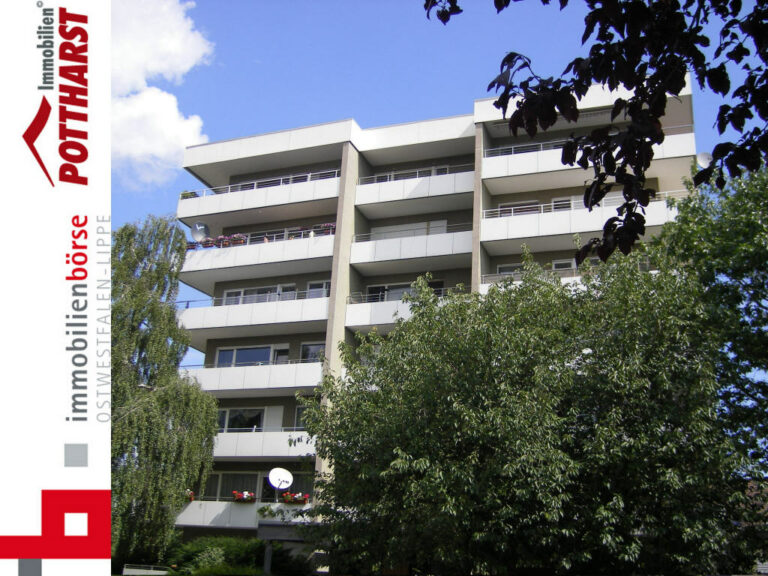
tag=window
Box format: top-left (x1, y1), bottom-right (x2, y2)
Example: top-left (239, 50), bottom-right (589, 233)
top-left (552, 197), bottom-right (571, 211)
top-left (498, 263), bottom-right (523, 276)
top-left (295, 405), bottom-right (307, 431)
top-left (552, 259), bottom-right (576, 271)
top-left (218, 408), bottom-right (264, 432)
top-left (220, 473), bottom-right (260, 499)
top-left (216, 346), bottom-right (271, 367)
top-left (272, 348), bottom-right (290, 364)
top-left (307, 280), bottom-right (331, 298)
top-left (301, 343), bottom-right (325, 362)
top-left (498, 201), bottom-right (540, 216)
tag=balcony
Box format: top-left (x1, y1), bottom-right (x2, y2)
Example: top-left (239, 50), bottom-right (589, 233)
top-left (356, 164), bottom-right (474, 218)
top-left (345, 287), bottom-right (460, 331)
top-left (180, 224), bottom-right (335, 294)
top-left (213, 430), bottom-right (314, 459)
top-left (182, 360), bottom-right (323, 398)
top-left (176, 500), bottom-right (310, 530)
top-left (481, 127), bottom-right (695, 193)
top-left (177, 292), bottom-right (330, 350)
top-left (350, 223), bottom-right (472, 275)
top-left (479, 268), bottom-right (584, 293)
top-left (177, 169), bottom-right (340, 230)
top-left (480, 190), bottom-right (685, 255)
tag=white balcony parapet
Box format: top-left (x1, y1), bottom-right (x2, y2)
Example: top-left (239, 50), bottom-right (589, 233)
top-left (181, 234), bottom-right (334, 276)
top-left (345, 287), bottom-right (463, 328)
top-left (183, 361), bottom-right (322, 394)
top-left (482, 128), bottom-right (694, 180)
top-left (180, 169), bottom-right (340, 199)
top-left (175, 500), bottom-right (310, 529)
top-left (213, 430), bottom-right (314, 459)
top-left (351, 224), bottom-right (472, 265)
top-left (356, 168), bottom-right (474, 207)
top-left (481, 190), bottom-right (684, 243)
top-left (178, 297), bottom-right (329, 330)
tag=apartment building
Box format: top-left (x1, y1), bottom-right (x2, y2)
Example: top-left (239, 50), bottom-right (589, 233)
top-left (173, 84), bottom-right (695, 539)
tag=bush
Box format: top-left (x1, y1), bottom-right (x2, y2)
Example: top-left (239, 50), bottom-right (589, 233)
top-left (166, 536), bottom-right (264, 569)
top-left (189, 565), bottom-right (261, 576)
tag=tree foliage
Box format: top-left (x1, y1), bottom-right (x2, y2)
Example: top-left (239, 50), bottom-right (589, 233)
top-left (304, 259), bottom-right (766, 575)
top-left (112, 216), bottom-right (218, 565)
top-left (659, 167), bottom-right (768, 466)
top-left (425, 0), bottom-right (768, 260)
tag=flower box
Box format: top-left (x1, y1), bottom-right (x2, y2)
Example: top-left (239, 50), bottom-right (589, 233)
top-left (180, 190), bottom-right (198, 199)
top-left (186, 241), bottom-right (198, 251)
top-left (282, 492), bottom-right (310, 504)
top-left (231, 234), bottom-right (247, 246)
top-left (232, 490), bottom-right (256, 503)
top-left (200, 238), bottom-right (215, 248)
top-left (216, 235), bottom-right (231, 248)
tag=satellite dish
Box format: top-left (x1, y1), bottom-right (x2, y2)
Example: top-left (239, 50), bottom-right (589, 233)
top-left (191, 222), bottom-right (211, 242)
top-left (268, 468), bottom-right (293, 490)
top-left (696, 152), bottom-right (713, 169)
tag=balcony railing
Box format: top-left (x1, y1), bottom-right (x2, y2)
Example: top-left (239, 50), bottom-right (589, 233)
top-left (181, 358), bottom-right (321, 369)
top-left (353, 221), bottom-right (472, 243)
top-left (217, 426), bottom-right (307, 433)
top-left (179, 169), bottom-right (341, 199)
top-left (484, 125), bottom-right (694, 159)
top-left (482, 189), bottom-right (687, 219)
top-left (186, 223), bottom-right (336, 250)
top-left (358, 163), bottom-right (473, 185)
top-left (177, 288), bottom-right (330, 309)
top-left (482, 268), bottom-right (583, 284)
top-left (482, 262), bottom-right (652, 284)
top-left (347, 286), bottom-right (462, 304)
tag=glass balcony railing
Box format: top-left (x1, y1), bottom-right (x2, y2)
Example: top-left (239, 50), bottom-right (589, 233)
top-left (358, 163), bottom-right (473, 185)
top-left (177, 288), bottom-right (331, 310)
top-left (179, 169), bottom-right (340, 199)
top-left (347, 286), bottom-right (462, 304)
top-left (186, 223), bottom-right (336, 250)
top-left (482, 189), bottom-right (687, 219)
top-left (353, 222), bottom-right (472, 243)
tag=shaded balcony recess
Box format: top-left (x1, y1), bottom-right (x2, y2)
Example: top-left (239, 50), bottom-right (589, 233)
top-left (347, 286), bottom-right (464, 304)
top-left (484, 124), bottom-right (693, 158)
top-left (179, 169), bottom-right (340, 199)
top-left (481, 262), bottom-right (653, 284)
top-left (358, 162), bottom-right (473, 185)
top-left (186, 222), bottom-right (336, 250)
top-left (181, 358), bottom-right (322, 369)
top-left (482, 189), bottom-right (687, 219)
top-left (353, 221), bottom-right (472, 242)
top-left (177, 288), bottom-right (331, 309)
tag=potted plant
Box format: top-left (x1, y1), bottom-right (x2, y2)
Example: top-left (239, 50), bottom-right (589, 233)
top-left (200, 237), bottom-right (215, 248)
top-left (282, 491), bottom-right (310, 504)
top-left (186, 489), bottom-right (195, 502)
top-left (186, 241), bottom-right (198, 251)
top-left (216, 235), bottom-right (231, 248)
top-left (232, 490), bottom-right (257, 503)
top-left (231, 233), bottom-right (247, 246)
top-left (180, 190), bottom-right (198, 200)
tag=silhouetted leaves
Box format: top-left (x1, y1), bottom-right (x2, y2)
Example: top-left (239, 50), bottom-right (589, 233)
top-left (426, 0), bottom-right (768, 259)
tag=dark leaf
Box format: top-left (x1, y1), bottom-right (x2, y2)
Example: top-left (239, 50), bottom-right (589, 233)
top-left (611, 98), bottom-right (626, 121)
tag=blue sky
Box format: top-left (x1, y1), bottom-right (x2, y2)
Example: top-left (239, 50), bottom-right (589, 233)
top-left (111, 0), bottom-right (737, 230)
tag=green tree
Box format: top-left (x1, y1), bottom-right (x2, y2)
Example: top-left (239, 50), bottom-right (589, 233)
top-left (112, 216), bottom-right (218, 565)
top-left (659, 168), bottom-right (768, 466)
top-left (425, 0), bottom-right (767, 259)
top-left (304, 258), bottom-right (765, 575)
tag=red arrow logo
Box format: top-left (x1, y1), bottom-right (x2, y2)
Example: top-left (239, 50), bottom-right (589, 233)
top-left (22, 96), bottom-right (54, 187)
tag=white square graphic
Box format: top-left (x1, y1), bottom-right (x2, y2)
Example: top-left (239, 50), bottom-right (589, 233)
top-left (65, 513), bottom-right (88, 536)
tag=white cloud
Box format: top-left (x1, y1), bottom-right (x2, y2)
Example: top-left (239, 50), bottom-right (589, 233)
top-left (111, 0), bottom-right (213, 187)
top-left (112, 0), bottom-right (213, 97)
top-left (112, 87), bottom-right (209, 187)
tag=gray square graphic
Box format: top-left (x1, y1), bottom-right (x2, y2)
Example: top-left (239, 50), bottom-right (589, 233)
top-left (64, 443), bottom-right (88, 467)
top-left (19, 559), bottom-right (41, 576)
